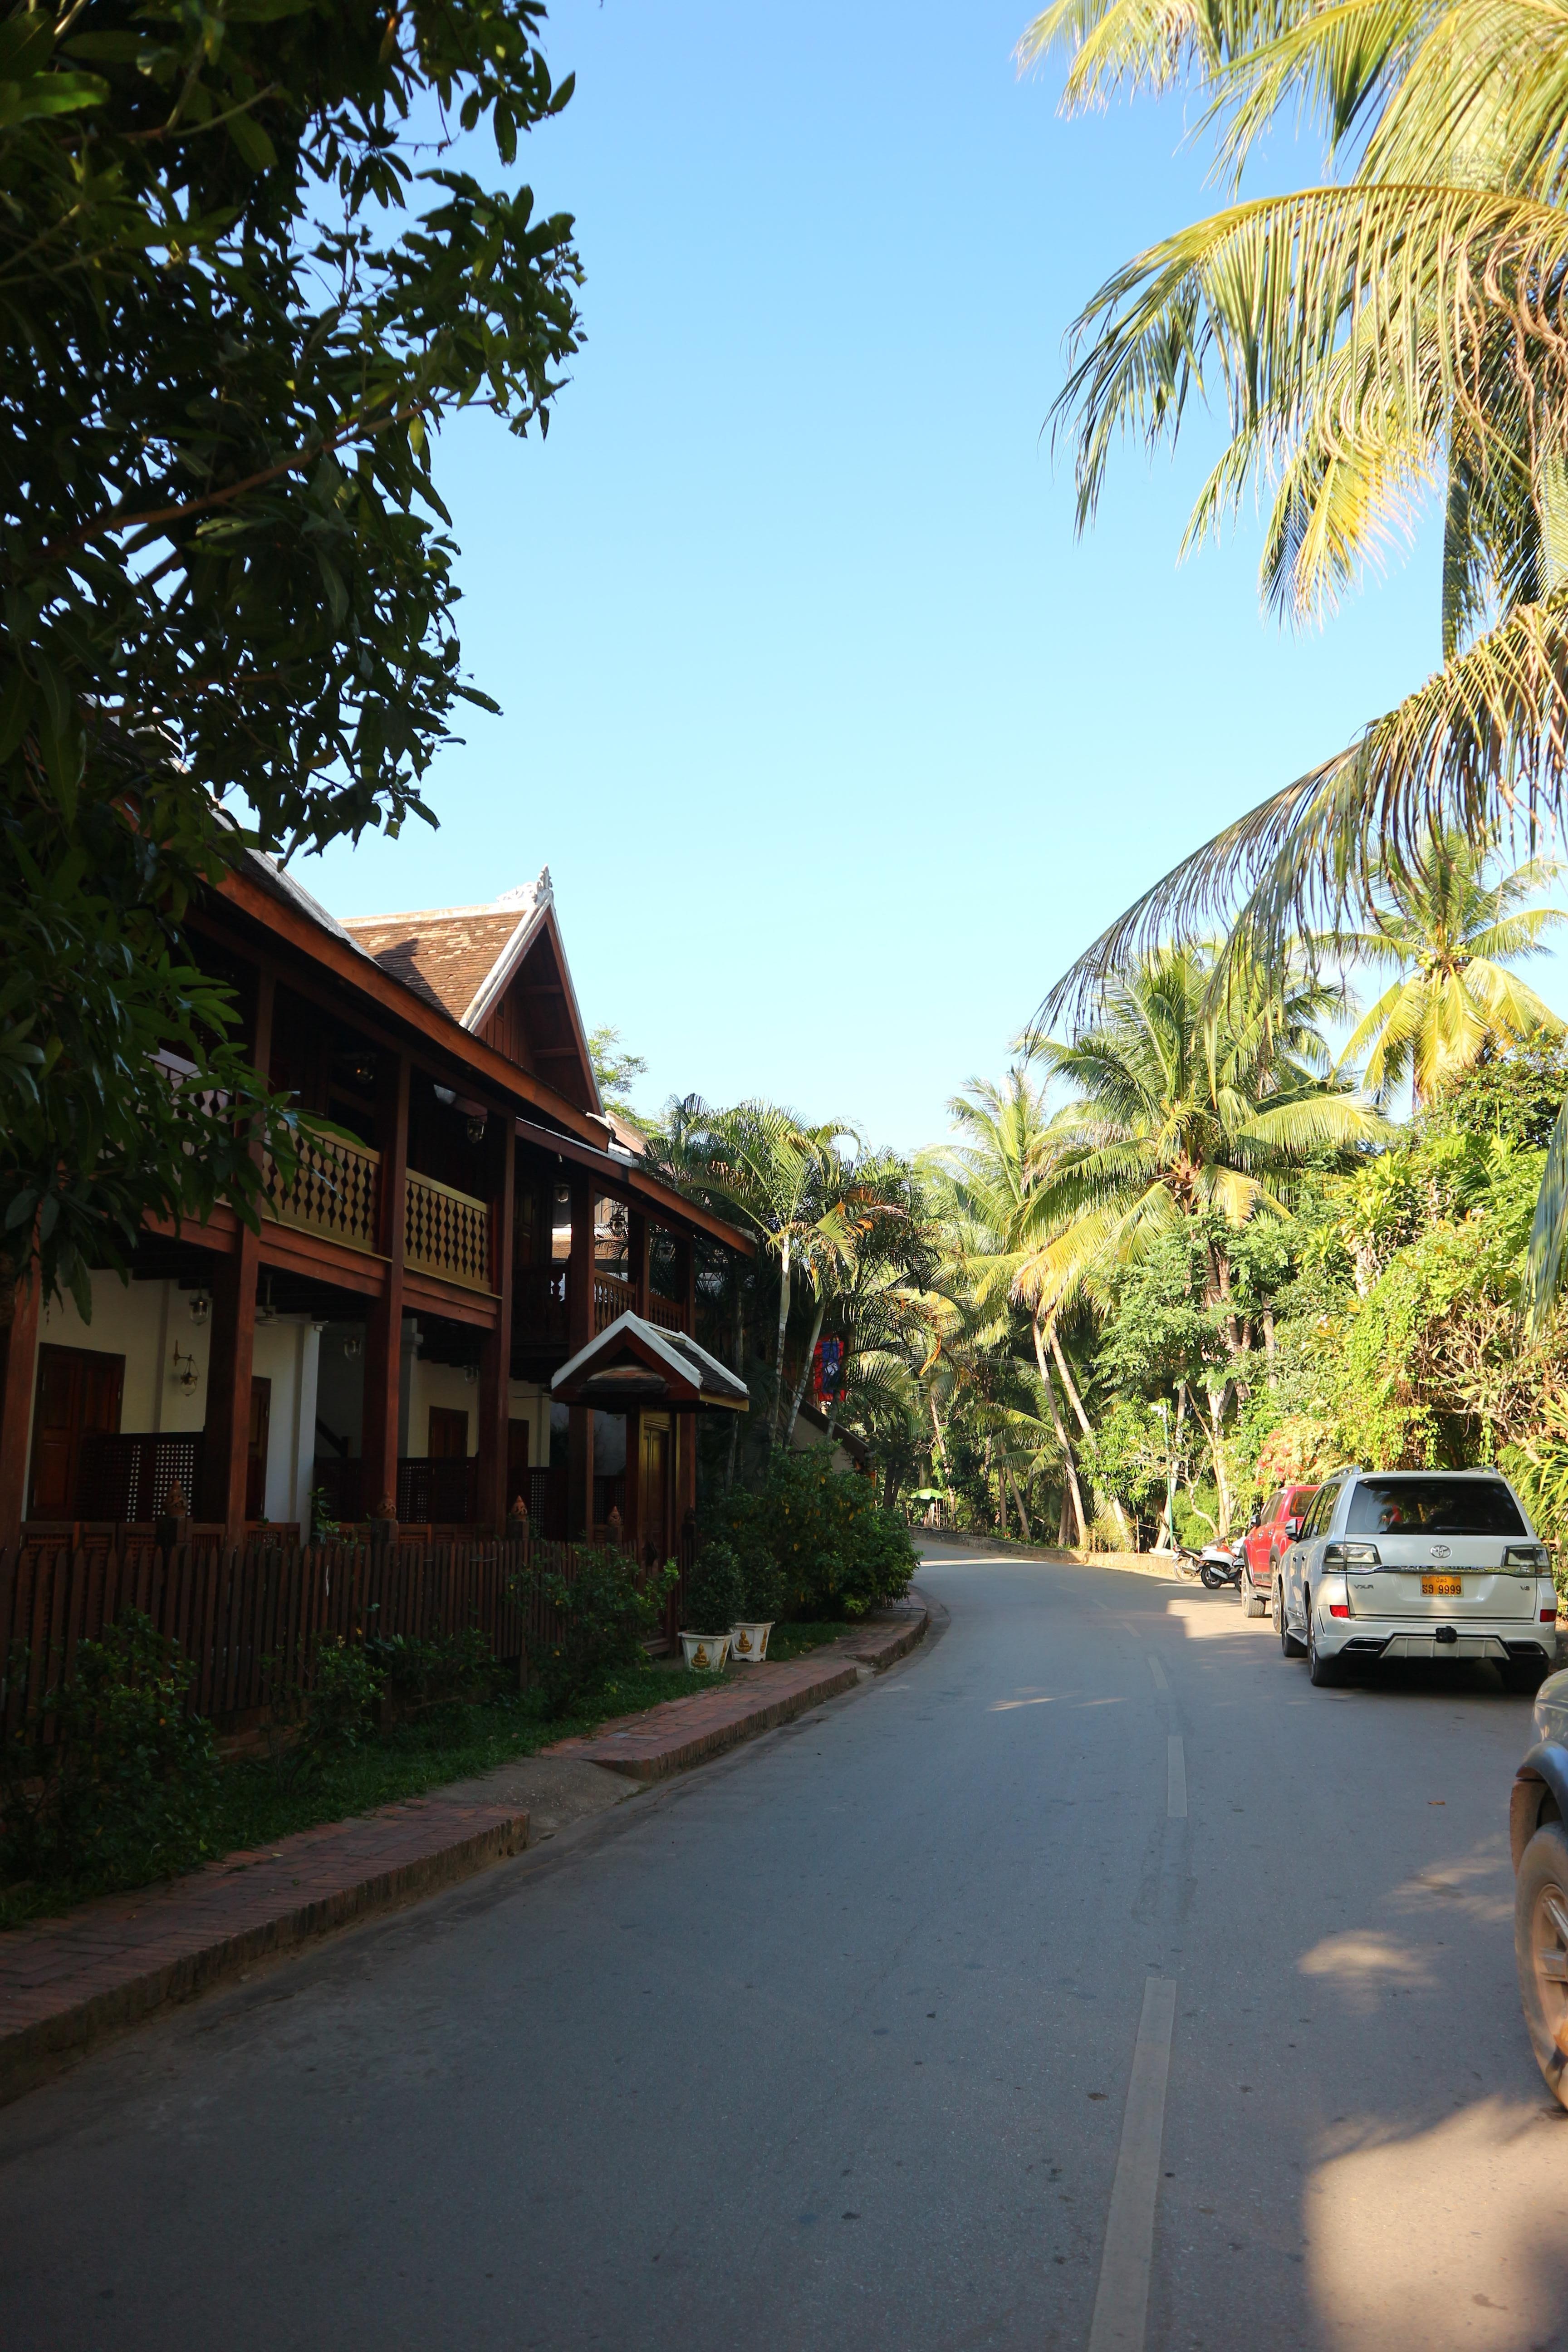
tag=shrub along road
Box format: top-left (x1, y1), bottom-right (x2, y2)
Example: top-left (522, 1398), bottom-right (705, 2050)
top-left (0, 1541), bottom-right (1564, 2350)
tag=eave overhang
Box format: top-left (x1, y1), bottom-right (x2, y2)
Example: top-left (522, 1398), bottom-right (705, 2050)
top-left (550, 1313), bottom-right (750, 1414)
top-left (513, 1116), bottom-right (755, 1257)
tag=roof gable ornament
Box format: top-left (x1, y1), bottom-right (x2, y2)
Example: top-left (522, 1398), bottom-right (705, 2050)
top-left (491, 868), bottom-right (552, 913)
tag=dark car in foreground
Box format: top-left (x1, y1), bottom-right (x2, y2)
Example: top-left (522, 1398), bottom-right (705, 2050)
top-left (1512, 1663), bottom-right (1568, 2112)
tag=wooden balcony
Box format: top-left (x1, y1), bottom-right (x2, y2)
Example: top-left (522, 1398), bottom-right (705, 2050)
top-left (265, 1131), bottom-right (494, 1294)
top-left (514, 1264), bottom-right (569, 1343)
top-left (512, 1266), bottom-right (688, 1348)
top-left (405, 1170), bottom-right (490, 1292)
top-left (264, 1129), bottom-right (380, 1252)
top-left (595, 1273), bottom-right (686, 1334)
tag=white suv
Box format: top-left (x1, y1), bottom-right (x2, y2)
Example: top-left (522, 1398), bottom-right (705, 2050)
top-left (1275, 1467), bottom-right (1563, 1693)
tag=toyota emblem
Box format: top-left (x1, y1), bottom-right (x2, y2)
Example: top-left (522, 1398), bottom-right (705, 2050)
top-left (1430, 1544), bottom-right (1451, 1561)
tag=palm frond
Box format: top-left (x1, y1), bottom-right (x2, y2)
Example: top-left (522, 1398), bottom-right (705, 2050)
top-left (1034, 592), bottom-right (1568, 1034)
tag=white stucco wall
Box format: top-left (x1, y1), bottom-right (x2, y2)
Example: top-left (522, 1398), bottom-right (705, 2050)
top-left (28, 1270), bottom-right (321, 1529)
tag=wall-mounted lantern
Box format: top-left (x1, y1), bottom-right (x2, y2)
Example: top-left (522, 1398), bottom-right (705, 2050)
top-left (171, 1347), bottom-right (200, 1396)
top-left (188, 1294), bottom-right (210, 1326)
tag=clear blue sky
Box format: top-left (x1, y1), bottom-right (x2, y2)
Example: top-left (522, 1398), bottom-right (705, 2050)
top-left (308, 0), bottom-right (1524, 1147)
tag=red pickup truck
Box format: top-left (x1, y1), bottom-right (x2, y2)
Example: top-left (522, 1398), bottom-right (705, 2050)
top-left (1240, 1482), bottom-right (1319, 1618)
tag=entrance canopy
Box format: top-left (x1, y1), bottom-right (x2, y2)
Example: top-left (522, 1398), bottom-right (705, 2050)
top-left (550, 1312), bottom-right (750, 1414)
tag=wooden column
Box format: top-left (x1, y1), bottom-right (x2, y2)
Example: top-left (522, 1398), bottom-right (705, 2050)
top-left (0, 1265), bottom-right (42, 1557)
top-left (361, 1052), bottom-right (410, 1524)
top-left (201, 970), bottom-right (274, 1544)
top-left (676, 1410), bottom-right (698, 1552)
top-left (672, 1236), bottom-right (698, 1548)
top-left (622, 1407), bottom-right (643, 1558)
top-left (566, 1169), bottom-right (594, 1538)
top-left (475, 1112), bottom-right (516, 1533)
top-left (627, 1211), bottom-right (649, 1318)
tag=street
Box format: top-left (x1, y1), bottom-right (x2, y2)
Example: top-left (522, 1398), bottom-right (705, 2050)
top-left (1, 1541), bottom-right (1564, 2351)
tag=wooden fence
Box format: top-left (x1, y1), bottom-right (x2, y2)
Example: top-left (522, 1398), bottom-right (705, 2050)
top-left (0, 1525), bottom-right (692, 1742)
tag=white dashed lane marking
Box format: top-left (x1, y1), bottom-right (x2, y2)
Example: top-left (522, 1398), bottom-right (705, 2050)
top-left (1166, 1735), bottom-right (1187, 1819)
top-left (1088, 1975), bottom-right (1178, 2352)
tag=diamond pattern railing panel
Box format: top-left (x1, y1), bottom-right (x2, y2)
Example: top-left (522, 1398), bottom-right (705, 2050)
top-left (405, 1170), bottom-right (492, 1292)
top-left (263, 1132), bottom-right (380, 1253)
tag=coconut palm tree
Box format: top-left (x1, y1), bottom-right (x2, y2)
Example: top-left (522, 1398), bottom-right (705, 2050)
top-left (1021, 0), bottom-right (1568, 1306)
top-left (1025, 945), bottom-right (1386, 1317)
top-left (1336, 832), bottom-right (1566, 1102)
top-left (933, 1069), bottom-right (1099, 1542)
top-left (650, 1098), bottom-right (858, 1446)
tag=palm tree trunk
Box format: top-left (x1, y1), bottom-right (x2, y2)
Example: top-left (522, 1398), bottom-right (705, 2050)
top-left (782, 1294), bottom-right (825, 1450)
top-left (1008, 1469), bottom-right (1032, 1542)
top-left (1044, 1323), bottom-right (1132, 1547)
top-left (1032, 1313), bottom-right (1087, 1547)
top-left (1047, 1323), bottom-right (1091, 1436)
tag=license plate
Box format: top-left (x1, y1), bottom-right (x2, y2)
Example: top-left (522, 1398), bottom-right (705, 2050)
top-left (1421, 1574), bottom-right (1463, 1596)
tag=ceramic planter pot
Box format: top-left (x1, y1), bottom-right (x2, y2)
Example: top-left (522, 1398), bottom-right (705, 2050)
top-left (728, 1621), bottom-right (774, 1663)
top-left (679, 1631), bottom-right (730, 1671)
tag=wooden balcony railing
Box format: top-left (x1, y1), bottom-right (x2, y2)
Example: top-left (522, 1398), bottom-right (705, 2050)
top-left (593, 1271), bottom-right (634, 1332)
top-left (405, 1170), bottom-right (491, 1292)
top-left (513, 1267), bottom-right (689, 1343)
top-left (265, 1129), bottom-right (380, 1252)
top-left (514, 1263), bottom-right (568, 1341)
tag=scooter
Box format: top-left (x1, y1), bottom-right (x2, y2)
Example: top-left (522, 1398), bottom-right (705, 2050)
top-left (1176, 1539), bottom-right (1244, 1591)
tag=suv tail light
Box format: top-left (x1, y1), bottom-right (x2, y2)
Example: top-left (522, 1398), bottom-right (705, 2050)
top-left (1323, 1541), bottom-right (1380, 1568)
top-left (1504, 1544), bottom-right (1551, 1570)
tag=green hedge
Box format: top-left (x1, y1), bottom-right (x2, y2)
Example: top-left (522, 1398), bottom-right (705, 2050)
top-left (703, 1454), bottom-right (917, 1620)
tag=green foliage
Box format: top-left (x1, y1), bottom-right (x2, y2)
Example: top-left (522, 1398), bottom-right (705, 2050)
top-left (703, 1453), bottom-right (916, 1620)
top-left (266, 1634), bottom-right (386, 1786)
top-left (1077, 1399), bottom-right (1167, 1515)
top-left (588, 1027), bottom-right (648, 1123)
top-left (1, 1612), bottom-right (220, 1891)
top-left (513, 1548), bottom-right (674, 1719)
top-left (735, 1540), bottom-right (787, 1624)
top-left (1440, 1038), bottom-right (1568, 1151)
top-left (3, 2), bottom-right (581, 1305)
top-left (365, 1627), bottom-right (496, 1720)
top-left (684, 1542), bottom-right (746, 1636)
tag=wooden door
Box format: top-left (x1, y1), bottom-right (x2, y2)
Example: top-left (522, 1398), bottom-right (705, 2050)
top-left (429, 1406), bottom-right (469, 1460)
top-left (245, 1377), bottom-right (272, 1520)
top-left (28, 1344), bottom-right (125, 1519)
top-left (639, 1415), bottom-right (671, 1563)
top-left (506, 1416), bottom-right (530, 1511)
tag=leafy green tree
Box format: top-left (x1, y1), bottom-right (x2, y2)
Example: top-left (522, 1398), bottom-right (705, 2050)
top-left (1440, 1036), bottom-right (1568, 1151)
top-left (588, 1028), bottom-right (648, 1126)
top-left (3, 2), bottom-right (581, 1308)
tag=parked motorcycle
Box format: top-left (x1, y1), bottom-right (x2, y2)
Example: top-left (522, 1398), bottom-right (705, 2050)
top-left (1175, 1539), bottom-right (1245, 1591)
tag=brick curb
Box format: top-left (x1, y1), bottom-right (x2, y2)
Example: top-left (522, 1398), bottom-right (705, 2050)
top-left (544, 1602), bottom-right (931, 1782)
top-left (0, 1796), bottom-right (527, 2109)
top-left (0, 1600), bottom-right (933, 2104)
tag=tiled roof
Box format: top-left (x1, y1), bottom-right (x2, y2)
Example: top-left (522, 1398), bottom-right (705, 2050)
top-left (340, 872), bottom-right (552, 1027)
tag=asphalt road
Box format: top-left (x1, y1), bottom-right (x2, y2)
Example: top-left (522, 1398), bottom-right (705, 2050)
top-left (1, 1540), bottom-right (1565, 2352)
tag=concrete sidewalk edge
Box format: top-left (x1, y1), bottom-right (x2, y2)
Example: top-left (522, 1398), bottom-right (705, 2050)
top-left (0, 1599), bottom-right (934, 2106)
top-left (0, 1805), bottom-right (526, 2110)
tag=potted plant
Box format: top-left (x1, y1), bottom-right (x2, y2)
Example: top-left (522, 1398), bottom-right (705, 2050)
top-left (730, 1541), bottom-right (784, 1663)
top-left (681, 1541), bottom-right (744, 1671)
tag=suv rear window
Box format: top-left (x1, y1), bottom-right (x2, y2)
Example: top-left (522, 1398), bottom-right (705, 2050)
top-left (1345, 1477), bottom-right (1525, 1537)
